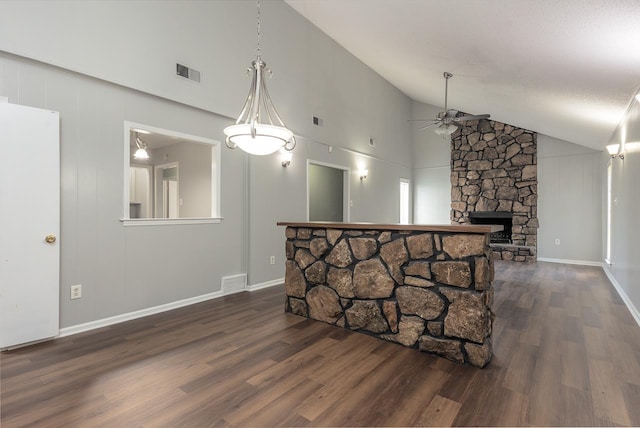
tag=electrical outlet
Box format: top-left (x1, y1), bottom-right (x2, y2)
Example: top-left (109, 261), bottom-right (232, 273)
top-left (270, 256), bottom-right (275, 265)
top-left (70, 284), bottom-right (82, 300)
top-left (554, 239), bottom-right (560, 246)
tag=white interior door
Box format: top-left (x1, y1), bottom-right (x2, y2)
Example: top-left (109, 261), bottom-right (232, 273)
top-left (0, 102), bottom-right (60, 348)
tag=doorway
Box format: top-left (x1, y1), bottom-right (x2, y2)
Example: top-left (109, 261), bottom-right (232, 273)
top-left (307, 161), bottom-right (350, 222)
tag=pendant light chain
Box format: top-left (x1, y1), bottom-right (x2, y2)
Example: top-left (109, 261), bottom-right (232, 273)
top-left (256, 0), bottom-right (261, 60)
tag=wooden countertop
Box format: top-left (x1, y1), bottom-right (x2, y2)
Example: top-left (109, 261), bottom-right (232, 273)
top-left (277, 221), bottom-right (503, 234)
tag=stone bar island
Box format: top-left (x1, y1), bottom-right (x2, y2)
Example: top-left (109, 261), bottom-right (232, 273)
top-left (277, 222), bottom-right (498, 368)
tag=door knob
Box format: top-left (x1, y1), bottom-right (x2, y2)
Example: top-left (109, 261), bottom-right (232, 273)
top-left (45, 234), bottom-right (56, 244)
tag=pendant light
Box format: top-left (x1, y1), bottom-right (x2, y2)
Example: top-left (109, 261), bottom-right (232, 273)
top-left (224, 0), bottom-right (296, 156)
top-left (133, 132), bottom-right (149, 160)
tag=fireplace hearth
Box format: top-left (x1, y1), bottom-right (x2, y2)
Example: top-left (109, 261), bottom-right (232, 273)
top-left (469, 211), bottom-right (512, 243)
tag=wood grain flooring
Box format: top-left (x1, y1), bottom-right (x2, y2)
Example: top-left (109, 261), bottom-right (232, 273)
top-left (2, 261), bottom-right (640, 427)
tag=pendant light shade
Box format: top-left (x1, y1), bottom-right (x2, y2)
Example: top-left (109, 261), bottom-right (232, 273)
top-left (224, 1), bottom-right (295, 156)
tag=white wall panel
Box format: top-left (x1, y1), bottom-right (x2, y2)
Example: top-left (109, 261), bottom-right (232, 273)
top-left (537, 135), bottom-right (602, 262)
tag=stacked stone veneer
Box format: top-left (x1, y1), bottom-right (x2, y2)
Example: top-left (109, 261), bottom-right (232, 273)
top-left (450, 118), bottom-right (538, 262)
top-left (283, 226), bottom-right (495, 368)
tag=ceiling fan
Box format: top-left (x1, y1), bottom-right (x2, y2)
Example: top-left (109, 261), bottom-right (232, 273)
top-left (413, 72), bottom-right (490, 136)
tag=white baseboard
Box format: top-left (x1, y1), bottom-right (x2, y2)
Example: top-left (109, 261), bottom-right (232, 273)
top-left (603, 266), bottom-right (640, 327)
top-left (58, 289), bottom-right (223, 338)
top-left (537, 257), bottom-right (603, 267)
top-left (248, 277), bottom-right (284, 291)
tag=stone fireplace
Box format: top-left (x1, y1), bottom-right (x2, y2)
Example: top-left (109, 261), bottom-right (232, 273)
top-left (450, 118), bottom-right (538, 262)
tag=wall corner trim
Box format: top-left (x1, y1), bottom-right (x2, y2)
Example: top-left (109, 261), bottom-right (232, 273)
top-left (536, 257), bottom-right (603, 267)
top-left (603, 266), bottom-right (640, 327)
top-left (248, 278), bottom-right (284, 292)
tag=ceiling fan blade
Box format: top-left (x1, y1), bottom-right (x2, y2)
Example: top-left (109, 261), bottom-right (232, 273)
top-left (444, 109), bottom-right (459, 118)
top-left (453, 113), bottom-right (491, 122)
top-left (408, 119), bottom-right (440, 122)
top-left (417, 122), bottom-right (443, 131)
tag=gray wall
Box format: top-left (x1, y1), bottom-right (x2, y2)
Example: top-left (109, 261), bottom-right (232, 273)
top-left (0, 1), bottom-right (412, 327)
top-left (537, 135), bottom-right (602, 262)
top-left (606, 100), bottom-right (640, 317)
top-left (0, 53), bottom-right (247, 328)
top-left (412, 100), bottom-right (451, 224)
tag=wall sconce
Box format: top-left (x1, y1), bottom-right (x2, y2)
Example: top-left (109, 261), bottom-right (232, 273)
top-left (280, 150), bottom-right (293, 167)
top-left (133, 132), bottom-right (150, 160)
top-left (606, 144), bottom-right (624, 159)
top-left (359, 168), bottom-right (368, 180)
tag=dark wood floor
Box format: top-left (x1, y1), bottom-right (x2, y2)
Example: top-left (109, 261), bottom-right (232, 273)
top-left (2, 261), bottom-right (640, 427)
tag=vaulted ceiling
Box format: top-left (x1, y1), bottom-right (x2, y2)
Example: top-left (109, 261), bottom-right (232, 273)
top-left (286, 0), bottom-right (640, 150)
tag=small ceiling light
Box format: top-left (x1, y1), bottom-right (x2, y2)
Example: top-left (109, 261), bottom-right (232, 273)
top-left (133, 132), bottom-right (149, 160)
top-left (635, 93), bottom-right (640, 103)
top-left (606, 143), bottom-right (624, 159)
top-left (434, 123), bottom-right (458, 136)
top-left (223, 0), bottom-right (296, 156)
top-left (280, 149), bottom-right (292, 167)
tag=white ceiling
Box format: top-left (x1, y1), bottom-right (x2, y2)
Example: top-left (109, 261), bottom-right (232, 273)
top-left (285, 0), bottom-right (640, 150)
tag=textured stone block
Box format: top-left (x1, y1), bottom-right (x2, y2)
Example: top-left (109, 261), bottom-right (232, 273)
top-left (327, 229), bottom-right (342, 246)
top-left (326, 239), bottom-right (353, 268)
top-left (297, 228), bottom-right (312, 239)
top-left (380, 238), bottom-right (408, 284)
top-left (289, 297), bottom-right (308, 317)
top-left (378, 231), bottom-right (392, 243)
top-left (464, 340), bottom-right (492, 368)
top-left (381, 316), bottom-right (425, 347)
top-left (442, 234), bottom-right (486, 259)
top-left (346, 300), bottom-right (388, 333)
top-left (286, 241), bottom-right (294, 259)
top-left (285, 227), bottom-right (297, 239)
top-left (474, 257), bottom-right (490, 290)
top-left (404, 276), bottom-right (434, 288)
top-left (418, 336), bottom-right (464, 364)
top-left (310, 238), bottom-right (329, 258)
top-left (427, 321), bottom-right (443, 337)
top-left (441, 289), bottom-right (489, 343)
top-left (396, 286), bottom-right (444, 320)
top-left (305, 261), bottom-right (326, 285)
top-left (406, 233), bottom-right (434, 259)
top-left (295, 249), bottom-right (315, 270)
top-left (307, 285), bottom-right (342, 324)
top-left (285, 260), bottom-right (306, 298)
top-left (382, 300), bottom-right (398, 333)
top-left (349, 238), bottom-right (378, 260)
top-left (432, 261), bottom-right (471, 288)
top-left (354, 259), bottom-right (395, 298)
top-left (404, 261), bottom-right (430, 279)
top-left (327, 267), bottom-right (354, 298)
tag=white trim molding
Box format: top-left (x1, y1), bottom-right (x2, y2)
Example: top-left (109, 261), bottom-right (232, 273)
top-left (248, 278), bottom-right (284, 292)
top-left (537, 257), bottom-right (604, 267)
top-left (120, 217), bottom-right (222, 226)
top-left (603, 266), bottom-right (640, 327)
top-left (58, 289), bottom-right (224, 338)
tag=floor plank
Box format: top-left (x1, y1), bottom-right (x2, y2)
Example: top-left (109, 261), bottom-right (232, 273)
top-left (2, 261), bottom-right (640, 427)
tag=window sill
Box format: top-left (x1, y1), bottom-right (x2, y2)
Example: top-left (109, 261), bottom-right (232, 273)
top-left (120, 217), bottom-right (223, 226)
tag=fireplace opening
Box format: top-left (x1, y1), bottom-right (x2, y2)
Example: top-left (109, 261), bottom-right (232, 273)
top-left (469, 211), bottom-right (512, 244)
